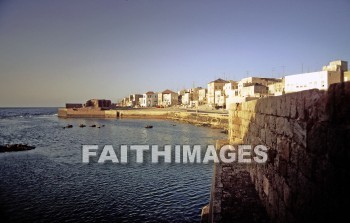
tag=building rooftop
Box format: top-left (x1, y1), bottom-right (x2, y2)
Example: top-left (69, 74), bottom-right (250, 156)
top-left (162, 89), bottom-right (176, 94)
top-left (209, 78), bottom-right (228, 84)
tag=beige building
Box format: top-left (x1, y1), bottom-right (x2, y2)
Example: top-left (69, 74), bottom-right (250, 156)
top-left (225, 77), bottom-right (276, 109)
top-left (345, 71), bottom-right (350, 82)
top-left (207, 78), bottom-right (228, 106)
top-left (238, 77), bottom-right (280, 89)
top-left (268, 78), bottom-right (285, 96)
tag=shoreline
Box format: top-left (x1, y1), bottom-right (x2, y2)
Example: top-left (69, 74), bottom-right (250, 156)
top-left (58, 108), bottom-right (229, 130)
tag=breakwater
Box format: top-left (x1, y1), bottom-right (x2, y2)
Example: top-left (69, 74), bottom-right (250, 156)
top-left (58, 108), bottom-right (228, 129)
top-left (204, 82), bottom-right (350, 222)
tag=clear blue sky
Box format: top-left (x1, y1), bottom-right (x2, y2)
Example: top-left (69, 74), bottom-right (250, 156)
top-left (0, 0), bottom-right (349, 107)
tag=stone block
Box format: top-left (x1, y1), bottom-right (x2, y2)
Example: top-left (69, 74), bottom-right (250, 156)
top-left (286, 164), bottom-right (298, 195)
top-left (283, 94), bottom-right (292, 118)
top-left (290, 94), bottom-right (297, 119)
top-left (283, 181), bottom-right (292, 209)
top-left (296, 92), bottom-right (305, 120)
top-left (277, 136), bottom-right (290, 161)
top-left (298, 149), bottom-right (313, 179)
top-left (260, 128), bottom-right (266, 142)
top-left (269, 115), bottom-right (276, 132)
top-left (327, 82), bottom-right (350, 125)
top-left (255, 113), bottom-right (266, 127)
top-left (276, 117), bottom-right (293, 137)
top-left (263, 175), bottom-right (269, 196)
top-left (278, 159), bottom-right (288, 178)
top-left (306, 121), bottom-right (327, 155)
top-left (292, 120), bottom-right (306, 148)
top-left (266, 128), bottom-right (277, 149)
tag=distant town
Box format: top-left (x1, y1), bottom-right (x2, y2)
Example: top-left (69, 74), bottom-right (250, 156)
top-left (65, 60), bottom-right (349, 111)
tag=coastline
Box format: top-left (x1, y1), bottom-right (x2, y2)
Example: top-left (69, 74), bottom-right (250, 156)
top-left (58, 107), bottom-right (229, 130)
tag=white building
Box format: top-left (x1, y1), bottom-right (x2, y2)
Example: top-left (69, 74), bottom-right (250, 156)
top-left (160, 89), bottom-right (178, 107)
top-left (285, 60), bottom-right (347, 93)
top-left (182, 92), bottom-right (191, 105)
top-left (141, 91), bottom-right (158, 107)
top-left (198, 88), bottom-right (207, 104)
top-left (223, 80), bottom-right (238, 96)
top-left (207, 78), bottom-right (228, 106)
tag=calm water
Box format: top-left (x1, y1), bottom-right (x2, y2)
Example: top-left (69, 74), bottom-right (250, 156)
top-left (0, 108), bottom-right (225, 222)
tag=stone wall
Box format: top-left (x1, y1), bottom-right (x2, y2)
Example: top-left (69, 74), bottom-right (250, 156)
top-left (58, 108), bottom-right (114, 118)
top-left (228, 82), bottom-right (350, 222)
top-left (58, 108), bottom-right (228, 129)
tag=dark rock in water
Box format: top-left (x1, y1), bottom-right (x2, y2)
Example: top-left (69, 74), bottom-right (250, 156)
top-left (66, 124), bottom-right (73, 128)
top-left (90, 124), bottom-right (96, 127)
top-left (79, 124), bottom-right (86, 128)
top-left (145, 125), bottom-right (153, 129)
top-left (221, 129), bottom-right (228, 134)
top-left (0, 144), bottom-right (35, 153)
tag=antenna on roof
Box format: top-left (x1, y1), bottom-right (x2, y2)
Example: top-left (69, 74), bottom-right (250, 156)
top-left (281, 65), bottom-right (285, 76)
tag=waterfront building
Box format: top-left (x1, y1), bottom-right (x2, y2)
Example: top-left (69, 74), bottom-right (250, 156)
top-left (65, 103), bottom-right (83, 109)
top-left (157, 89), bottom-right (178, 107)
top-left (268, 78), bottom-right (285, 96)
top-left (207, 78), bottom-right (228, 106)
top-left (141, 91), bottom-right (158, 107)
top-left (198, 88), bottom-right (207, 105)
top-left (85, 99), bottom-right (111, 109)
top-left (128, 94), bottom-right (143, 107)
top-left (225, 77), bottom-right (279, 109)
top-left (345, 71), bottom-right (350, 82)
top-left (223, 80), bottom-right (238, 96)
top-left (284, 60), bottom-right (347, 93)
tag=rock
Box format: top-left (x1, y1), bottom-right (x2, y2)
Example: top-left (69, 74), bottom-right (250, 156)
top-left (0, 144), bottom-right (35, 153)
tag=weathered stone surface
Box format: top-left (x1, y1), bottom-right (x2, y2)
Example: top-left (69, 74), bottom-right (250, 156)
top-left (292, 120), bottom-right (306, 148)
top-left (263, 176), bottom-right (269, 196)
top-left (277, 136), bottom-right (290, 161)
top-left (223, 82), bottom-right (350, 223)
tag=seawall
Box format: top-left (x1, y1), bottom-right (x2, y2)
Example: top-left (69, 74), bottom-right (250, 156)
top-left (58, 108), bottom-right (228, 129)
top-left (205, 82), bottom-right (350, 222)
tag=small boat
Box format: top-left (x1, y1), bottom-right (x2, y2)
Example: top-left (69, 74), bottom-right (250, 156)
top-left (90, 124), bottom-right (96, 127)
top-left (79, 124), bottom-right (86, 128)
top-left (145, 125), bottom-right (153, 129)
top-left (66, 124), bottom-right (73, 128)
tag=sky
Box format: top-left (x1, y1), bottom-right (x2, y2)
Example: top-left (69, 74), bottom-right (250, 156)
top-left (0, 0), bottom-right (349, 107)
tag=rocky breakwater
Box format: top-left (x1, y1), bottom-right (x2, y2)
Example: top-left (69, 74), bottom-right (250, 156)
top-left (168, 111), bottom-right (228, 129)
